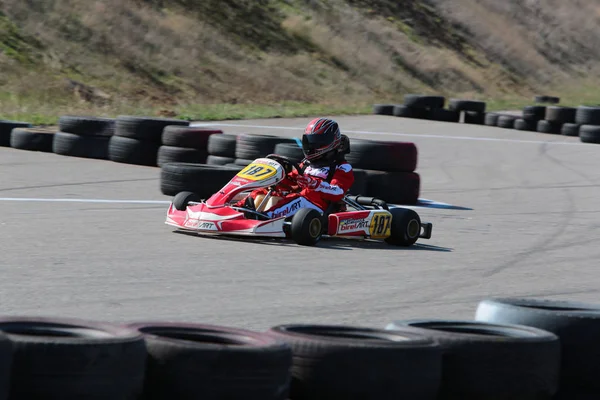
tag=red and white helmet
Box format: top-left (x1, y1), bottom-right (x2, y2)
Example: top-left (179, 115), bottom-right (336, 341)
top-left (301, 118), bottom-right (342, 162)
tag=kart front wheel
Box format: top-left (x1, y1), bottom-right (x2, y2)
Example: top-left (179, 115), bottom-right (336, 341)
top-left (385, 208), bottom-right (421, 246)
top-left (173, 191), bottom-right (201, 211)
top-left (290, 208), bottom-right (324, 246)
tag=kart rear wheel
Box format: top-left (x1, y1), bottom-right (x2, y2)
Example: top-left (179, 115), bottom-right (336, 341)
top-left (173, 191), bottom-right (201, 211)
top-left (385, 208), bottom-right (421, 246)
top-left (290, 208), bottom-right (324, 246)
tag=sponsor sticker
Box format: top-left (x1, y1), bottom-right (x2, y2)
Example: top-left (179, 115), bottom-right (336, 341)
top-left (272, 198), bottom-right (303, 218)
top-left (197, 221), bottom-right (217, 230)
top-left (338, 217), bottom-right (370, 233)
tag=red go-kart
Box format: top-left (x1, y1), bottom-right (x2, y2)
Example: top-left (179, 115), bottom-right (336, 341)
top-left (165, 154), bottom-right (433, 246)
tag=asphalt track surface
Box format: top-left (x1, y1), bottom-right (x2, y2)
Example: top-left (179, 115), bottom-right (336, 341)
top-left (1, 115), bottom-right (600, 331)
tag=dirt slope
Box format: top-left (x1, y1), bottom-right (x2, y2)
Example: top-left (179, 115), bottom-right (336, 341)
top-left (1, 0), bottom-right (599, 117)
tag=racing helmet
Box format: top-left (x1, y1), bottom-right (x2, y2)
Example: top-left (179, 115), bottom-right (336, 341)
top-left (301, 118), bottom-right (342, 163)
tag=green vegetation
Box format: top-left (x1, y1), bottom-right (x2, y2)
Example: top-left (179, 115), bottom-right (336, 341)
top-left (1, 0), bottom-right (600, 125)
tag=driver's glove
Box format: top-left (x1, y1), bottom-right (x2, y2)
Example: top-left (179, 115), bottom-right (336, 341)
top-left (296, 175), bottom-right (320, 189)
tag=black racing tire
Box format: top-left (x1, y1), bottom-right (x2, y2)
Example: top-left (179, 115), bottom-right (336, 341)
top-left (348, 168), bottom-right (367, 195)
top-left (157, 145), bottom-right (208, 167)
top-left (206, 155), bottom-right (236, 165)
top-left (0, 332), bottom-right (13, 400)
top-left (579, 125), bottom-right (600, 143)
top-left (161, 126), bottom-right (222, 149)
top-left (115, 115), bottom-right (189, 143)
top-left (207, 133), bottom-right (237, 157)
top-left (173, 191), bottom-right (202, 211)
top-left (484, 113), bottom-right (499, 126)
top-left (393, 105), bottom-right (429, 119)
top-left (265, 324), bottom-right (442, 400)
top-left (545, 106), bottom-right (576, 124)
top-left (385, 207), bottom-right (421, 246)
top-left (0, 316), bottom-right (146, 400)
top-left (345, 140), bottom-right (417, 172)
top-left (575, 106), bottom-right (600, 125)
top-left (108, 136), bottom-right (159, 166)
top-left (160, 163), bottom-right (242, 197)
top-left (463, 111), bottom-right (484, 125)
top-left (52, 131), bottom-right (110, 160)
top-left (372, 104), bottom-right (394, 115)
top-left (403, 94), bottom-right (445, 109)
top-left (364, 171), bottom-right (420, 205)
top-left (535, 95), bottom-right (560, 104)
top-left (448, 99), bottom-right (486, 114)
top-left (522, 106), bottom-right (546, 121)
top-left (129, 322), bottom-right (293, 400)
top-left (496, 115), bottom-right (517, 129)
top-left (10, 128), bottom-right (55, 152)
top-left (561, 123), bottom-right (580, 137)
top-left (58, 115), bottom-right (115, 137)
top-left (235, 134), bottom-right (295, 160)
top-left (475, 297), bottom-right (600, 393)
top-left (273, 142), bottom-right (304, 163)
top-left (386, 319), bottom-right (560, 399)
top-left (514, 118), bottom-right (536, 131)
top-left (0, 120), bottom-right (32, 147)
top-left (430, 108), bottom-right (460, 123)
top-left (290, 208), bottom-right (324, 246)
top-left (537, 120), bottom-right (561, 134)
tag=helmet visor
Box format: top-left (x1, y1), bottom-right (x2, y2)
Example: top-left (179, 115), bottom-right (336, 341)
top-left (302, 132), bottom-right (333, 155)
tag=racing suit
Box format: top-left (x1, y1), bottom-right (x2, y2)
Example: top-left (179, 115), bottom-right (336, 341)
top-left (241, 160), bottom-right (355, 218)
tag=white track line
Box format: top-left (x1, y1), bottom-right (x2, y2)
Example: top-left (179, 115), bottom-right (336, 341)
top-left (0, 197), bottom-right (170, 204)
top-left (191, 122), bottom-right (587, 146)
top-left (0, 197), bottom-right (469, 210)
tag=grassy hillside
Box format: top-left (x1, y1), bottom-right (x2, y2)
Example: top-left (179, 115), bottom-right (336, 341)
top-left (2, 0), bottom-right (600, 123)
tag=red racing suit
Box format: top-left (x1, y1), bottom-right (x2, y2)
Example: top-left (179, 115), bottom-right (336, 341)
top-left (244, 160), bottom-right (355, 218)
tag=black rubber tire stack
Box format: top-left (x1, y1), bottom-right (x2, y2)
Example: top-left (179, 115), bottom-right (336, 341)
top-left (514, 106), bottom-right (546, 131)
top-left (158, 126), bottom-right (222, 167)
top-left (129, 322), bottom-right (293, 400)
top-left (0, 121), bottom-right (33, 147)
top-left (576, 106), bottom-right (600, 144)
top-left (0, 316), bottom-right (146, 400)
top-left (393, 94), bottom-right (446, 120)
top-left (535, 95), bottom-right (560, 104)
top-left (448, 99), bottom-right (486, 124)
top-left (496, 114), bottom-right (518, 129)
top-left (265, 324), bottom-right (442, 400)
top-left (536, 106), bottom-right (577, 135)
top-left (234, 134), bottom-right (296, 166)
top-left (108, 116), bottom-right (189, 166)
top-left (205, 133), bottom-right (238, 165)
top-left (475, 297), bottom-right (600, 398)
top-left (10, 128), bottom-right (55, 153)
top-left (160, 163), bottom-right (243, 197)
top-left (372, 104), bottom-right (395, 116)
top-left (345, 139), bottom-right (420, 204)
top-left (53, 116), bottom-right (115, 160)
top-left (386, 319), bottom-right (560, 400)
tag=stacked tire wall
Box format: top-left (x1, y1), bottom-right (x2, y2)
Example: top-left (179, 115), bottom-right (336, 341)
top-left (0, 296), bottom-right (595, 398)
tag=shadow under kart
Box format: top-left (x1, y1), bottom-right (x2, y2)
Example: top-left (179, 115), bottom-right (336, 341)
top-left (165, 154), bottom-right (434, 247)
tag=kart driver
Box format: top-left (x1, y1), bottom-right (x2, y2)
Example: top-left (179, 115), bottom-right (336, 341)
top-left (235, 117), bottom-right (355, 219)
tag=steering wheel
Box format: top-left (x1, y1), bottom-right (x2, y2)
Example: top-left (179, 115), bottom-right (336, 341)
top-left (266, 154), bottom-right (303, 175)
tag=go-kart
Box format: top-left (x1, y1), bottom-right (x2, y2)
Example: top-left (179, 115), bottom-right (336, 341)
top-left (165, 154), bottom-right (433, 246)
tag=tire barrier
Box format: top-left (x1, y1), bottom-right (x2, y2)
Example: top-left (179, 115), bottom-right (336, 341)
top-left (157, 126), bottom-right (222, 167)
top-left (9, 128), bottom-right (55, 153)
top-left (475, 297), bottom-right (600, 398)
top-left (128, 322), bottom-right (293, 400)
top-left (53, 116), bottom-right (115, 160)
top-left (0, 121), bottom-right (32, 147)
top-left (108, 116), bottom-right (189, 166)
top-left (0, 297), bottom-right (592, 398)
top-left (385, 319), bottom-right (560, 400)
top-left (265, 324), bottom-right (442, 400)
top-left (374, 96), bottom-right (600, 144)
